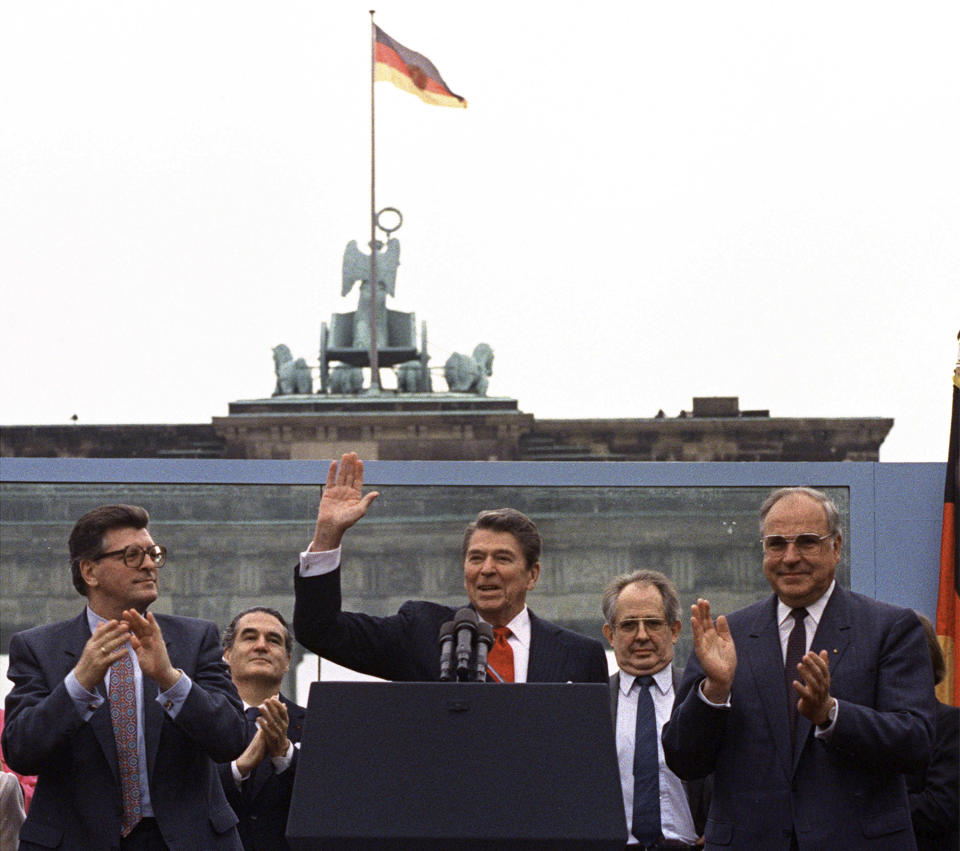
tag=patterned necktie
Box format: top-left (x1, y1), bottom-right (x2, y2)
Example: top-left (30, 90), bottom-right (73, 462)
top-left (109, 650), bottom-right (142, 837)
top-left (631, 675), bottom-right (660, 845)
top-left (785, 607), bottom-right (809, 739)
top-left (486, 627), bottom-right (515, 682)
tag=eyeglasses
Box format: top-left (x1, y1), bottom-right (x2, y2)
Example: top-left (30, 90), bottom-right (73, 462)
top-left (93, 544), bottom-right (167, 569)
top-left (761, 533), bottom-right (832, 556)
top-left (613, 617), bottom-right (668, 635)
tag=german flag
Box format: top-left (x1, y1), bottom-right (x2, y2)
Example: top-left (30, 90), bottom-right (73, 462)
top-left (936, 335), bottom-right (960, 705)
top-left (374, 26), bottom-right (467, 109)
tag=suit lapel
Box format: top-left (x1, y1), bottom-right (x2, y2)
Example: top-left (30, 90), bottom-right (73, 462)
top-left (65, 612), bottom-right (122, 784)
top-left (525, 610), bottom-right (555, 683)
top-left (609, 672), bottom-right (620, 727)
top-left (743, 597), bottom-right (795, 779)
top-left (143, 631), bottom-right (174, 778)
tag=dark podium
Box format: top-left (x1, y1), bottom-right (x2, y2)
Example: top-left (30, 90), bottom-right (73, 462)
top-left (287, 682), bottom-right (626, 850)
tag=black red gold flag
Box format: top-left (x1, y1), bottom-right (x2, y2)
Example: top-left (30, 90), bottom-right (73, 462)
top-left (935, 336), bottom-right (960, 705)
top-left (374, 26), bottom-right (467, 108)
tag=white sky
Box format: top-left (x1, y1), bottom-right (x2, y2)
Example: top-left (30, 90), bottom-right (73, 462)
top-left (2, 1), bottom-right (957, 461)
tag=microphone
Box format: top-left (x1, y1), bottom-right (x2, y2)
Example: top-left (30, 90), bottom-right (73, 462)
top-left (475, 622), bottom-right (494, 682)
top-left (453, 608), bottom-right (478, 681)
top-left (438, 621), bottom-right (456, 681)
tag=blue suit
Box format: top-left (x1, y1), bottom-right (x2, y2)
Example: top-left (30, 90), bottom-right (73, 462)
top-left (293, 567), bottom-right (608, 683)
top-left (218, 694), bottom-right (306, 851)
top-left (3, 611), bottom-right (246, 850)
top-left (662, 587), bottom-right (936, 850)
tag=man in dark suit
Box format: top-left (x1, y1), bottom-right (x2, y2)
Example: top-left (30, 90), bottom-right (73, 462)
top-left (662, 487), bottom-right (937, 850)
top-left (907, 613), bottom-right (959, 851)
top-left (219, 607), bottom-right (306, 851)
top-left (293, 453), bottom-right (608, 683)
top-left (603, 569), bottom-right (708, 848)
top-left (2, 504), bottom-right (246, 850)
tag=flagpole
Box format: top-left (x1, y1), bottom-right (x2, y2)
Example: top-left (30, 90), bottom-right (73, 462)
top-left (368, 9), bottom-right (382, 391)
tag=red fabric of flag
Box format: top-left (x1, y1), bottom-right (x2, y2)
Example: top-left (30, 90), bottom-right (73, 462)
top-left (374, 25), bottom-right (467, 108)
top-left (936, 355), bottom-right (960, 705)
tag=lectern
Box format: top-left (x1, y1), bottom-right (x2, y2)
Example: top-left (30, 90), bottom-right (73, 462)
top-left (287, 682), bottom-right (626, 849)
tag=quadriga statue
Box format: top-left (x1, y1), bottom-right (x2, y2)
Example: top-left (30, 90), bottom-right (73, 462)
top-left (329, 364), bottom-right (364, 395)
top-left (443, 343), bottom-right (493, 395)
top-left (272, 344), bottom-right (313, 396)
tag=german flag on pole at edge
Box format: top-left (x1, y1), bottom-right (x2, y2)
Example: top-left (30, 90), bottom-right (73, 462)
top-left (374, 26), bottom-right (467, 108)
top-left (936, 333), bottom-right (960, 706)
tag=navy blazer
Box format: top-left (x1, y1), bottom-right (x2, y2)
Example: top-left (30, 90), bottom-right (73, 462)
top-left (662, 587), bottom-right (936, 850)
top-left (218, 694), bottom-right (307, 851)
top-left (907, 699), bottom-right (959, 851)
top-left (3, 610), bottom-right (247, 850)
top-left (609, 668), bottom-right (711, 839)
top-left (293, 566), bottom-right (609, 683)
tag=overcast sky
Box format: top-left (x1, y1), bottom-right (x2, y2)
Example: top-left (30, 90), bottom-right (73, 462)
top-left (2, 1), bottom-right (957, 461)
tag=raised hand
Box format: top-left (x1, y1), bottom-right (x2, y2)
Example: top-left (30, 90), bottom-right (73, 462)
top-left (74, 620), bottom-right (132, 691)
top-left (122, 609), bottom-right (181, 691)
top-left (690, 598), bottom-right (737, 702)
top-left (310, 452), bottom-right (380, 551)
top-left (793, 649), bottom-right (835, 726)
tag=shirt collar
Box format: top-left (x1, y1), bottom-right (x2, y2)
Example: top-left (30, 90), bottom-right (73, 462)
top-left (776, 579), bottom-right (836, 629)
top-left (242, 695), bottom-right (280, 712)
top-left (618, 663), bottom-right (673, 697)
top-left (86, 605), bottom-right (110, 632)
top-left (479, 605), bottom-right (531, 648)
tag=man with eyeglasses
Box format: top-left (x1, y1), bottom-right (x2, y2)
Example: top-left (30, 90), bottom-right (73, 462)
top-left (662, 487), bottom-right (936, 850)
top-left (602, 570), bottom-right (709, 849)
top-left (2, 504), bottom-right (246, 850)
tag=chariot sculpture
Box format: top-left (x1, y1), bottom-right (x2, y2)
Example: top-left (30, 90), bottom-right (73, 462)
top-left (318, 210), bottom-right (431, 394)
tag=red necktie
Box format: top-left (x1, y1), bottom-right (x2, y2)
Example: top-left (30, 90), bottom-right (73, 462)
top-left (486, 627), bottom-right (515, 682)
top-left (109, 650), bottom-right (142, 837)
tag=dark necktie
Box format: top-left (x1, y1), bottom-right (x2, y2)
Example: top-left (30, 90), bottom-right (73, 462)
top-left (109, 651), bottom-right (142, 837)
top-left (486, 627), bottom-right (515, 682)
top-left (245, 705), bottom-right (261, 740)
top-left (784, 607), bottom-right (808, 738)
top-left (242, 706), bottom-right (261, 802)
top-left (631, 675), bottom-right (660, 845)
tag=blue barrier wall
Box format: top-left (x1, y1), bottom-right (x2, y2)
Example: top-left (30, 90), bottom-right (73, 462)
top-left (1, 458), bottom-right (945, 618)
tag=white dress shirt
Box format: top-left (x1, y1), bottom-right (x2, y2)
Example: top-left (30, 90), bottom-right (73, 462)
top-left (615, 665), bottom-right (698, 845)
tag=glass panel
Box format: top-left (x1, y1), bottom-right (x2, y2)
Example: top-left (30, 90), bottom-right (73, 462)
top-left (1, 482), bottom-right (850, 676)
